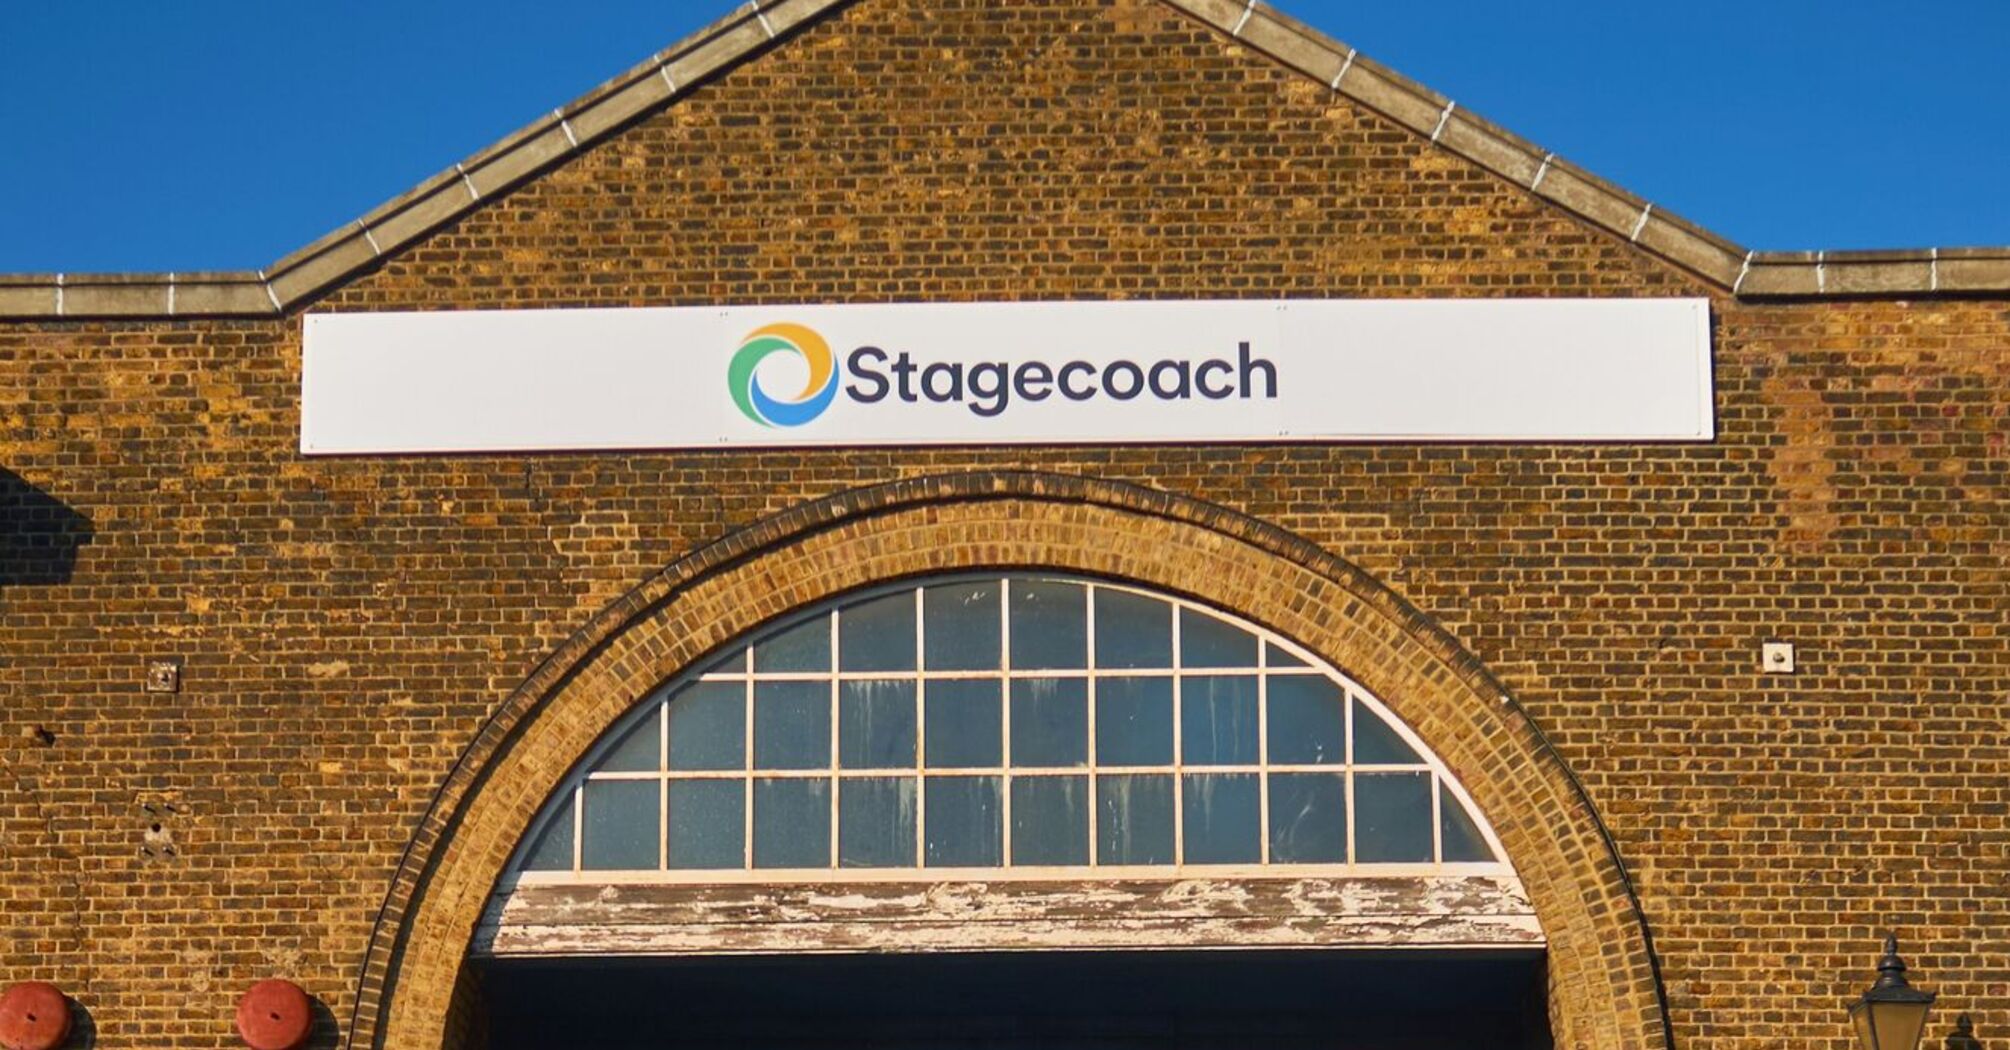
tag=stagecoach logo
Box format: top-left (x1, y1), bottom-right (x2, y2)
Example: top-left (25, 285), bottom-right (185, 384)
top-left (728, 323), bottom-right (841, 428)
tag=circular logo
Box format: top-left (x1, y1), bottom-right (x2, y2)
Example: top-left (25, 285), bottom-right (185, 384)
top-left (729, 323), bottom-right (840, 428)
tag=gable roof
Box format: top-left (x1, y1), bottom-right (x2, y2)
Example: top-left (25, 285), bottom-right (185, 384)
top-left (3, 0), bottom-right (2004, 320)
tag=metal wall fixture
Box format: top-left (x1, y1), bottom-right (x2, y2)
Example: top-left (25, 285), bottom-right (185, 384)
top-left (1852, 935), bottom-right (1937, 1050)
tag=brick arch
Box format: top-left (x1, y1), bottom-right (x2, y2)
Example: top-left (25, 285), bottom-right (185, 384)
top-left (348, 471), bottom-right (1669, 1050)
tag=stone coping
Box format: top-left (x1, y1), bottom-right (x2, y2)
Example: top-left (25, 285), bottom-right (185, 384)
top-left (1, 0), bottom-right (2002, 321)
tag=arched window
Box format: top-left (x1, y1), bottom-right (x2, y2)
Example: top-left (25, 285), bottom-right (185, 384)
top-left (510, 574), bottom-right (1505, 881)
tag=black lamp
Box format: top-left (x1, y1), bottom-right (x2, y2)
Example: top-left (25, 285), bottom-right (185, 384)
top-left (1851, 935), bottom-right (1936, 1050)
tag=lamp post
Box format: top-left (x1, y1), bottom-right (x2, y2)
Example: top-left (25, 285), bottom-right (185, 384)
top-left (1851, 935), bottom-right (1936, 1050)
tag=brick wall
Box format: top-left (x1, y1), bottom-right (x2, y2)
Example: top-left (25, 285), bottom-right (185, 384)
top-left (1, 0), bottom-right (2003, 1047)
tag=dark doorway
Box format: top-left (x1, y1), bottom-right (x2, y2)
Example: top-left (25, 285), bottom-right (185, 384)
top-left (480, 948), bottom-right (1551, 1049)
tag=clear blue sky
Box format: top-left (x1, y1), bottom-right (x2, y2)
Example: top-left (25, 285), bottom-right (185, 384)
top-left (2, 1), bottom-right (2005, 273)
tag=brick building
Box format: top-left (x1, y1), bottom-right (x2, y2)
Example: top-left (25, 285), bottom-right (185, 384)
top-left (1, 1), bottom-right (2004, 1049)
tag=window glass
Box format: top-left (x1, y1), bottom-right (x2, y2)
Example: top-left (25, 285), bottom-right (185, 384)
top-left (924, 679), bottom-right (1002, 769)
top-left (1181, 675), bottom-right (1258, 765)
top-left (581, 780), bottom-right (658, 870)
top-left (668, 682), bottom-right (743, 771)
top-left (1094, 588), bottom-right (1172, 669)
top-left (923, 580), bottom-right (1000, 671)
top-left (839, 777), bottom-right (916, 868)
top-left (1009, 678), bottom-right (1088, 768)
top-left (753, 778), bottom-right (830, 868)
top-left (839, 679), bottom-right (916, 769)
top-left (516, 574), bottom-right (1503, 879)
top-left (1355, 771), bottom-right (1433, 863)
top-left (1010, 776), bottom-right (1089, 865)
top-left (754, 680), bottom-right (829, 770)
top-left (755, 776), bottom-right (832, 864)
top-left (1009, 579), bottom-right (1087, 670)
top-left (668, 780), bottom-right (743, 870)
top-left (1095, 677), bottom-right (1173, 766)
top-left (924, 776), bottom-right (1003, 867)
top-left (1182, 773), bottom-right (1261, 864)
top-left (1097, 773), bottom-right (1174, 865)
top-left (1181, 607), bottom-right (1258, 668)
top-left (839, 590), bottom-right (915, 672)
top-left (1267, 676), bottom-right (1345, 765)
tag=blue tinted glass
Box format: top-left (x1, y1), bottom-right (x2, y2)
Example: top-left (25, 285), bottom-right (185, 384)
top-left (581, 780), bottom-right (659, 870)
top-left (1009, 677), bottom-right (1087, 768)
top-left (596, 705), bottom-right (661, 772)
top-left (1180, 607), bottom-right (1258, 668)
top-left (668, 682), bottom-right (744, 771)
top-left (1181, 675), bottom-right (1258, 765)
top-left (754, 615), bottom-right (829, 673)
top-left (924, 679), bottom-right (1002, 769)
top-left (1094, 589), bottom-right (1172, 669)
top-left (1266, 676), bottom-right (1345, 765)
top-left (754, 778), bottom-right (831, 868)
top-left (1355, 771), bottom-right (1433, 863)
top-left (1010, 776), bottom-right (1089, 865)
top-left (1096, 773), bottom-right (1174, 865)
top-left (839, 777), bottom-right (916, 868)
top-left (839, 679), bottom-right (916, 769)
top-left (667, 780), bottom-right (744, 870)
top-left (1182, 773), bottom-right (1260, 864)
top-left (924, 776), bottom-right (1003, 867)
top-left (754, 680), bottom-right (830, 770)
top-left (1352, 698), bottom-right (1422, 765)
top-left (840, 590), bottom-right (916, 672)
top-left (923, 580), bottom-right (1001, 671)
top-left (520, 797), bottom-right (575, 871)
top-left (1268, 773), bottom-right (1347, 863)
top-left (1265, 642), bottom-right (1310, 668)
top-left (1095, 677), bottom-right (1173, 766)
top-left (1009, 579), bottom-right (1087, 670)
top-left (1440, 782), bottom-right (1494, 862)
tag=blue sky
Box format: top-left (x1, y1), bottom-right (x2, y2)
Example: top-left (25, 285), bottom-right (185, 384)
top-left (2, 1), bottom-right (2005, 273)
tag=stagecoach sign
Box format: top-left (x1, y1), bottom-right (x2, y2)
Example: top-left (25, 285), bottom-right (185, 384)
top-left (300, 298), bottom-right (1713, 454)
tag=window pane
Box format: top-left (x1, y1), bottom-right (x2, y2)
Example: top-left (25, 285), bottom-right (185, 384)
top-left (1009, 678), bottom-right (1087, 768)
top-left (1181, 675), bottom-right (1258, 765)
top-left (923, 580), bottom-right (1001, 671)
top-left (839, 679), bottom-right (916, 769)
top-left (1267, 676), bottom-right (1345, 765)
top-left (668, 682), bottom-right (744, 771)
top-left (1011, 776), bottom-right (1089, 865)
top-left (1355, 771), bottom-right (1433, 863)
top-left (839, 777), bottom-right (916, 868)
top-left (839, 590), bottom-right (916, 672)
top-left (1096, 773), bottom-right (1174, 865)
top-left (924, 679), bottom-right (1002, 769)
top-left (697, 647), bottom-right (746, 675)
top-left (1352, 698), bottom-right (1423, 765)
top-left (595, 705), bottom-right (661, 772)
top-left (753, 616), bottom-right (829, 673)
top-left (1265, 642), bottom-right (1310, 668)
top-left (754, 778), bottom-right (831, 868)
top-left (1440, 782), bottom-right (1494, 862)
top-left (520, 797), bottom-right (575, 871)
top-left (924, 776), bottom-right (1003, 867)
top-left (1009, 579), bottom-right (1087, 670)
top-left (1095, 677), bottom-right (1173, 766)
top-left (1181, 607), bottom-right (1258, 668)
top-left (754, 680), bottom-right (830, 770)
top-left (1094, 589), bottom-right (1172, 669)
top-left (1182, 773), bottom-right (1260, 864)
top-left (1268, 773), bottom-right (1346, 863)
top-left (667, 780), bottom-right (744, 870)
top-left (581, 780), bottom-right (659, 870)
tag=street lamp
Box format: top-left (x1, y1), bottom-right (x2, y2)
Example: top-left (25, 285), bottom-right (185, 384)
top-left (1851, 935), bottom-right (1936, 1050)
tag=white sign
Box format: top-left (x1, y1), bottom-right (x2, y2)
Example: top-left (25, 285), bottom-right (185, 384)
top-left (301, 298), bottom-right (1713, 454)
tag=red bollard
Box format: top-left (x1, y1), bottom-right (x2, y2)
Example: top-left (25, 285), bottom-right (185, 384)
top-left (0, 981), bottom-right (72, 1050)
top-left (235, 980), bottom-right (312, 1050)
